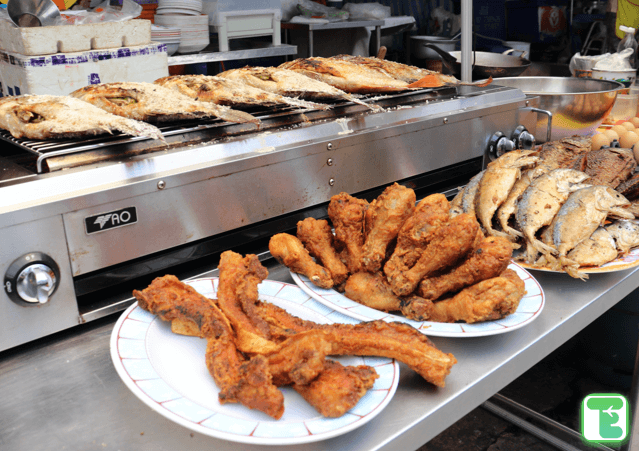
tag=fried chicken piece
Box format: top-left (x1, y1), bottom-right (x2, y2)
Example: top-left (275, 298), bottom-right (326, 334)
top-left (269, 233), bottom-right (333, 289)
top-left (217, 251), bottom-right (279, 354)
top-left (399, 295), bottom-right (435, 321)
top-left (384, 193), bottom-right (450, 278)
top-left (253, 301), bottom-right (456, 387)
top-left (344, 271), bottom-right (401, 312)
top-left (133, 274), bottom-right (285, 419)
top-left (417, 236), bottom-right (513, 300)
top-left (297, 217), bottom-right (349, 285)
top-left (388, 213), bottom-right (480, 296)
top-left (294, 360), bottom-right (379, 417)
top-left (328, 192), bottom-right (369, 273)
top-left (361, 183), bottom-right (417, 272)
top-left (265, 330), bottom-right (332, 386)
top-left (426, 268), bottom-right (526, 323)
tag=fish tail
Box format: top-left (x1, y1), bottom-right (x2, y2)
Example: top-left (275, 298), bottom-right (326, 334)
top-left (560, 256), bottom-right (589, 280)
top-left (343, 94), bottom-right (383, 112)
top-left (530, 238), bottom-right (558, 256)
top-left (408, 74), bottom-right (444, 88)
top-left (288, 97), bottom-right (331, 111)
top-left (217, 108), bottom-right (261, 125)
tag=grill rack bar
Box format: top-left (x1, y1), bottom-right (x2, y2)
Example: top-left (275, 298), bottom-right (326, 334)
top-left (0, 86), bottom-right (457, 174)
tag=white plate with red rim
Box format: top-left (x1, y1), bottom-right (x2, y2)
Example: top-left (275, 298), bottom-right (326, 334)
top-left (290, 262), bottom-right (545, 338)
top-left (110, 278), bottom-right (400, 445)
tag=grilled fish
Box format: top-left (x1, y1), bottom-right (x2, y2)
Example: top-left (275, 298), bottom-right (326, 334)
top-left (496, 165), bottom-right (550, 243)
top-left (515, 169), bottom-right (590, 263)
top-left (0, 94), bottom-right (164, 141)
top-left (566, 227), bottom-right (618, 267)
top-left (154, 74), bottom-right (329, 111)
top-left (279, 57), bottom-right (411, 94)
top-left (219, 66), bottom-right (378, 110)
top-left (474, 151), bottom-right (539, 240)
top-left (548, 186), bottom-right (632, 279)
top-left (606, 219), bottom-right (639, 254)
top-left (70, 82), bottom-right (259, 124)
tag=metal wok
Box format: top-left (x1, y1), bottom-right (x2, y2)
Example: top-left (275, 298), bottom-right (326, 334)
top-left (423, 43), bottom-right (531, 78)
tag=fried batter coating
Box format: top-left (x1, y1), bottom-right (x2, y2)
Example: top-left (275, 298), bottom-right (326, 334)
top-left (269, 233), bottom-right (334, 288)
top-left (344, 271), bottom-right (401, 312)
top-left (297, 217), bottom-right (349, 285)
top-left (294, 360), bottom-right (379, 417)
top-left (427, 269), bottom-right (526, 323)
top-left (399, 295), bottom-right (434, 321)
top-left (384, 193), bottom-right (450, 277)
top-left (253, 301), bottom-right (456, 387)
top-left (217, 251), bottom-right (279, 354)
top-left (388, 213), bottom-right (480, 296)
top-left (265, 330), bottom-right (332, 386)
top-left (133, 274), bottom-right (285, 419)
top-left (361, 183), bottom-right (417, 272)
top-left (328, 192), bottom-right (369, 273)
top-left (417, 236), bottom-right (513, 300)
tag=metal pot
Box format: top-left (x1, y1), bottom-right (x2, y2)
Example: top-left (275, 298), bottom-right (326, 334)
top-left (410, 36), bottom-right (457, 60)
top-left (422, 44), bottom-right (531, 78)
top-left (494, 77), bottom-right (623, 141)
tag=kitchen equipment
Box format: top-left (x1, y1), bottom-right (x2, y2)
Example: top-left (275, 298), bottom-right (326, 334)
top-left (493, 77), bottom-right (622, 141)
top-left (410, 36), bottom-right (457, 60)
top-left (422, 43), bottom-right (531, 79)
top-left (0, 84), bottom-right (541, 351)
top-left (7, 0), bottom-right (60, 27)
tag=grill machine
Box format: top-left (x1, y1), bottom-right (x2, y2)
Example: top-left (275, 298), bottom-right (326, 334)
top-left (0, 84), bottom-right (542, 351)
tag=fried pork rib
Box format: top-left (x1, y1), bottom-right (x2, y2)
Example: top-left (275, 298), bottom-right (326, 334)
top-left (328, 192), bottom-right (369, 273)
top-left (269, 233), bottom-right (334, 288)
top-left (132, 274), bottom-right (285, 419)
top-left (388, 213), bottom-right (480, 296)
top-left (253, 301), bottom-right (457, 387)
top-left (297, 218), bottom-right (349, 286)
top-left (361, 183), bottom-right (417, 272)
top-left (217, 251), bottom-right (278, 354)
top-left (417, 236), bottom-right (513, 300)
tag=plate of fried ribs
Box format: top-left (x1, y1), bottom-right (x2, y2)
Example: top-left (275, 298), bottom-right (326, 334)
top-left (269, 184), bottom-right (545, 338)
top-left (112, 250), bottom-right (458, 444)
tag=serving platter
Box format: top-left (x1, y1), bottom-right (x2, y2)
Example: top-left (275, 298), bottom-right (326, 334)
top-left (291, 263), bottom-right (544, 338)
top-left (110, 278), bottom-right (400, 445)
top-left (516, 246), bottom-right (639, 274)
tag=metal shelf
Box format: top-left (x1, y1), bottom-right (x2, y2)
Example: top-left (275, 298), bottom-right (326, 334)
top-left (167, 43), bottom-right (297, 66)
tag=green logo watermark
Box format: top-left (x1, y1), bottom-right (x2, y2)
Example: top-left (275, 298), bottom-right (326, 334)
top-left (581, 394), bottom-right (629, 444)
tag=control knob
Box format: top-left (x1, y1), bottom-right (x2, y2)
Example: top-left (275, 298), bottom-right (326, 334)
top-left (4, 253), bottom-right (60, 306)
top-left (511, 125), bottom-right (536, 150)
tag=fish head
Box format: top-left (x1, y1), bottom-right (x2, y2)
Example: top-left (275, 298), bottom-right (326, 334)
top-left (595, 187), bottom-right (631, 210)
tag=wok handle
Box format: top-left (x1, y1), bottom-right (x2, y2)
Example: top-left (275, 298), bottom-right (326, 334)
top-left (422, 43), bottom-right (459, 71)
top-left (503, 48), bottom-right (529, 59)
top-left (527, 107), bottom-right (553, 143)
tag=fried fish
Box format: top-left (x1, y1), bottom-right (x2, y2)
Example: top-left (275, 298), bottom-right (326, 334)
top-left (70, 82), bottom-right (259, 124)
top-left (0, 94), bottom-right (164, 141)
top-left (154, 74), bottom-right (328, 110)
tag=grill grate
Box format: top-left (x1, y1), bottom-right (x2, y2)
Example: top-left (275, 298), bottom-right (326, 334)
top-left (0, 87), bottom-right (457, 174)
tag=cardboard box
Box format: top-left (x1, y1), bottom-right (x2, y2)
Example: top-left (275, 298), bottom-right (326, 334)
top-left (0, 42), bottom-right (168, 97)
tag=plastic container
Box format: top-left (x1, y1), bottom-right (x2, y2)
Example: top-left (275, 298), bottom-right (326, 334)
top-left (608, 92), bottom-right (639, 122)
top-left (591, 68), bottom-right (637, 87)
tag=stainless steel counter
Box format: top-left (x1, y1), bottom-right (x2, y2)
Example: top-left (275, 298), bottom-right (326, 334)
top-left (1, 262), bottom-right (638, 451)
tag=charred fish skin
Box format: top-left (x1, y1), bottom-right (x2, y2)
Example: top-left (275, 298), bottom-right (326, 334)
top-left (606, 219), bottom-right (639, 254)
top-left (550, 186), bottom-right (631, 278)
top-left (515, 169), bottom-right (590, 263)
top-left (474, 151), bottom-right (539, 240)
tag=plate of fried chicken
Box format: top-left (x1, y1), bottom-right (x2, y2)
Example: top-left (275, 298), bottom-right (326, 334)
top-left (112, 251), bottom-right (460, 444)
top-left (268, 184), bottom-right (542, 337)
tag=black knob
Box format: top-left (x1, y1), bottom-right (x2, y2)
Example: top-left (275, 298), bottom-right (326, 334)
top-left (4, 253), bottom-right (60, 306)
top-left (511, 125), bottom-right (536, 150)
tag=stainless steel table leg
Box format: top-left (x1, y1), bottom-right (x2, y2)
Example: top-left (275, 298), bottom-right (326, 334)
top-left (620, 332), bottom-right (639, 451)
top-left (375, 25), bottom-right (381, 57)
top-left (308, 29), bottom-right (313, 57)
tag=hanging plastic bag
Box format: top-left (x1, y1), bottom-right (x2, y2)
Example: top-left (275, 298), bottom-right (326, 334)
top-left (55, 0), bottom-right (142, 25)
top-left (342, 3), bottom-right (391, 20)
